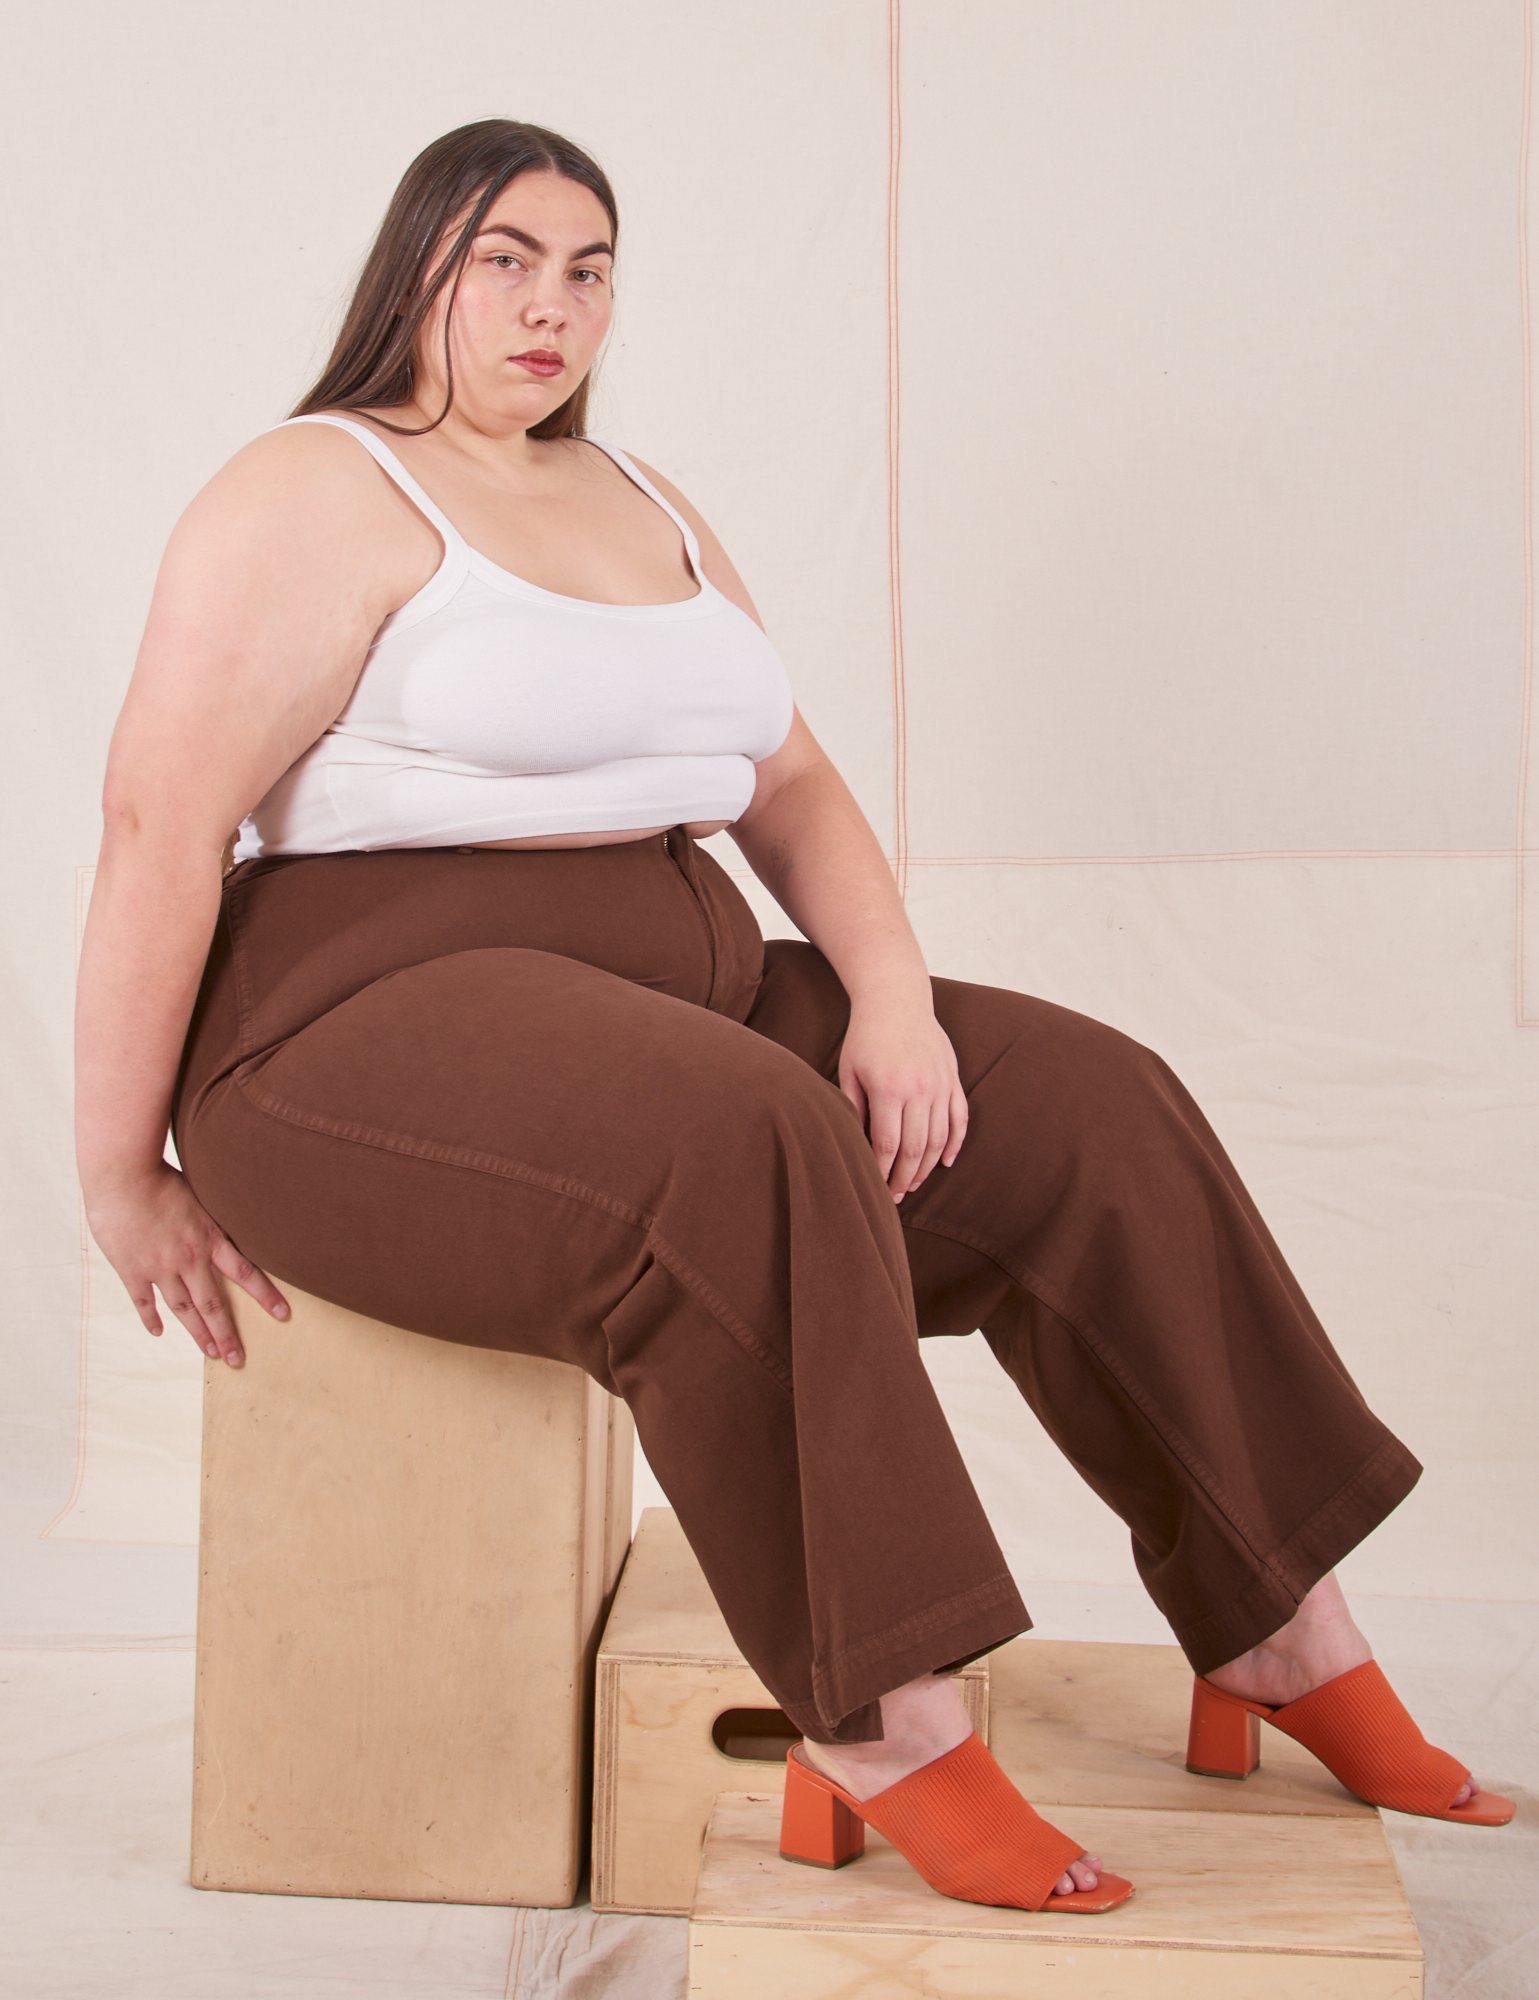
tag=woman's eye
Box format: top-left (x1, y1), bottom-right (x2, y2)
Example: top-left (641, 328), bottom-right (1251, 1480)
top-left (572, 268), bottom-right (603, 286)
top-left (489, 253), bottom-right (523, 270)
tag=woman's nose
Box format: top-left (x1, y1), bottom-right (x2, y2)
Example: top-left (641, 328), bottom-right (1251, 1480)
top-left (522, 270), bottom-right (566, 327)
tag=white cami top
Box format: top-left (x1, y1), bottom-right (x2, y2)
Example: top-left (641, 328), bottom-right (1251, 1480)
top-left (234, 416), bottom-right (795, 859)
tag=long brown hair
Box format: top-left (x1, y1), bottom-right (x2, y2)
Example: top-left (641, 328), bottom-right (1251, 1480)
top-left (292, 119), bottom-right (618, 438)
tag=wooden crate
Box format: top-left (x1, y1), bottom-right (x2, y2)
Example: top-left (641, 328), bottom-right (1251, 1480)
top-left (689, 1790), bottom-right (1423, 1999)
top-left (191, 1283), bottom-right (632, 1907)
top-left (989, 1633), bottom-right (1378, 1818)
top-left (592, 1507), bottom-right (990, 1916)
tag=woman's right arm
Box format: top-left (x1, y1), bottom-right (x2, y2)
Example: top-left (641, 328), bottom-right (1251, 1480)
top-left (77, 425), bottom-right (434, 1366)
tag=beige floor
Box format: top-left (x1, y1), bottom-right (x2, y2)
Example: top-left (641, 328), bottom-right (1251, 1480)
top-left (2, 1591), bottom-right (1532, 2000)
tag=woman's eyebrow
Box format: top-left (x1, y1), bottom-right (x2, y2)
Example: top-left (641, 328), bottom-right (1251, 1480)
top-left (475, 223), bottom-right (614, 260)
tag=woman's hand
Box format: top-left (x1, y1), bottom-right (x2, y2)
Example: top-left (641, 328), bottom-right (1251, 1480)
top-left (729, 715), bottom-right (969, 1199)
top-left (84, 1163), bottom-right (289, 1368)
top-left (838, 997), bottom-right (969, 1201)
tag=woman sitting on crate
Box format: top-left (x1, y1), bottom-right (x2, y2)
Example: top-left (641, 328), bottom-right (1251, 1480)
top-left (74, 120), bottom-right (1512, 1918)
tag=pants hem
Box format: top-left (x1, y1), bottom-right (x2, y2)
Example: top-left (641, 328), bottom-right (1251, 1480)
top-left (783, 1573), bottom-right (1029, 1744)
top-left (1168, 1435), bottom-right (1424, 1675)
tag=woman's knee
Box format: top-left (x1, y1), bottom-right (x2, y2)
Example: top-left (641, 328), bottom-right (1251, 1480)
top-left (931, 976), bottom-right (1167, 1106)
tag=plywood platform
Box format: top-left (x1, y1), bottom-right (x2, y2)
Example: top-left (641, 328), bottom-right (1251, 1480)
top-left (192, 1284), bottom-right (632, 1908)
top-left (689, 1791), bottom-right (1424, 1999)
top-left (592, 1507), bottom-right (988, 1915)
top-left (593, 1510), bottom-right (1383, 1919)
top-left (990, 1634), bottom-right (1377, 1817)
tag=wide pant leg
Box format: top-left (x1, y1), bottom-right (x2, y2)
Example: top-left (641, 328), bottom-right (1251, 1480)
top-left (746, 942), bottom-right (1423, 1676)
top-left (178, 923), bottom-right (1026, 1743)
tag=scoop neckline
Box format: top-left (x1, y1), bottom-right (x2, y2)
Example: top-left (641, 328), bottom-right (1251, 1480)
top-left (338, 415), bottom-right (712, 615)
top-left (461, 545), bottom-right (716, 617)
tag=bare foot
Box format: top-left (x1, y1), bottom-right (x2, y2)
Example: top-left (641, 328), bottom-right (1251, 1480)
top-left (1205, 1573), bottom-right (1479, 1810)
top-left (798, 1673), bottom-right (1103, 1897)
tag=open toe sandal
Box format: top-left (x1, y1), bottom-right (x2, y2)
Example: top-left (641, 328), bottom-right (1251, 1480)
top-left (1187, 1661), bottom-right (1514, 1825)
top-left (779, 1731), bottom-right (1134, 1913)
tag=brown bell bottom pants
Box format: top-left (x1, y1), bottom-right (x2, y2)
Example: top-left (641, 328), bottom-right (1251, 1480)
top-left (174, 833), bottom-right (1420, 1744)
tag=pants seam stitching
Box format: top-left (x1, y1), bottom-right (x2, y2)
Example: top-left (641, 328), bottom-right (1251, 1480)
top-left (231, 1070), bottom-right (794, 1391)
top-left (899, 1214), bottom-right (1288, 1578)
top-left (808, 1576), bottom-right (1024, 1699)
top-left (1171, 1437), bottom-right (1420, 1659)
top-left (1173, 1439), bottom-right (1420, 1648)
top-left (225, 875), bottom-right (257, 1063)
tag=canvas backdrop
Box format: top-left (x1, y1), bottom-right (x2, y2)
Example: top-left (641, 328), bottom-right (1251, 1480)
top-left (3, 0), bottom-right (1535, 1651)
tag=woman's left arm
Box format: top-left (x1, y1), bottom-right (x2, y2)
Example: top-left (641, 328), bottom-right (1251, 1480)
top-left (632, 459), bottom-right (967, 1200)
top-left (732, 717), bottom-right (968, 1200)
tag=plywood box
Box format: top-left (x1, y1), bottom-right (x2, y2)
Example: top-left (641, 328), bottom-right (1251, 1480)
top-left (592, 1506), bottom-right (989, 1916)
top-left (689, 1791), bottom-right (1423, 2000)
top-left (192, 1283), bottom-right (632, 1906)
top-left (989, 1633), bottom-right (1377, 1818)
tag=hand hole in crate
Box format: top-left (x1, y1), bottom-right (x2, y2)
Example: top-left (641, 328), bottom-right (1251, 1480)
top-left (711, 1707), bottom-right (802, 1762)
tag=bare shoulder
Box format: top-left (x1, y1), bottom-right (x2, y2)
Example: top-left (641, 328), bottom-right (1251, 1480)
top-left (162, 416), bottom-right (437, 604)
top-left (183, 419), bottom-right (405, 536)
top-left (614, 449), bottom-right (764, 625)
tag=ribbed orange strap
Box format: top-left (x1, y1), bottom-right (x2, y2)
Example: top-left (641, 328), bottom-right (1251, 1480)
top-left (857, 1733), bottom-right (1084, 1912)
top-left (1268, 1661), bottom-right (1470, 1815)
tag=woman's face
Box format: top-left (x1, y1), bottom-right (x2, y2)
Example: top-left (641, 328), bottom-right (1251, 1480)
top-left (414, 169), bottom-right (615, 432)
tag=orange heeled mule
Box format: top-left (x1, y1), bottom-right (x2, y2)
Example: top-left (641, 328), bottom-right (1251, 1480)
top-left (779, 1733), bottom-right (1134, 1914)
top-left (1187, 1663), bottom-right (1515, 1825)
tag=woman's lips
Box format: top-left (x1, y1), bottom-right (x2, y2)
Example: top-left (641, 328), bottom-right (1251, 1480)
top-left (512, 350), bottom-right (564, 378)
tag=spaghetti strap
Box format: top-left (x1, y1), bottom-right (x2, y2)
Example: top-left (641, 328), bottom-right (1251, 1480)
top-left (587, 439), bottom-right (705, 577)
top-left (278, 414), bottom-right (467, 551)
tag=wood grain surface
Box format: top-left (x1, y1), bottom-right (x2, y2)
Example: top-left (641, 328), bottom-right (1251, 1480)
top-left (689, 1791), bottom-right (1423, 1999)
top-left (191, 1284), bottom-right (632, 1906)
top-left (991, 1635), bottom-right (1377, 1818)
top-left (592, 1507), bottom-right (988, 1915)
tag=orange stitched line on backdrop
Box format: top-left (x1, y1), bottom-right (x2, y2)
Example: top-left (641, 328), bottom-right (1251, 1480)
top-left (875, 10), bottom-right (1539, 950)
top-left (901, 846), bottom-right (1516, 869)
top-left (0, 1643), bottom-right (196, 1654)
top-left (39, 865), bottom-right (98, 1540)
top-left (1519, 0), bottom-right (1538, 1023)
top-left (502, 1907), bottom-right (528, 1998)
top-left (888, 0), bottom-right (909, 898)
top-left (34, 1195), bottom-right (94, 1541)
top-left (721, 848), bottom-right (1513, 886)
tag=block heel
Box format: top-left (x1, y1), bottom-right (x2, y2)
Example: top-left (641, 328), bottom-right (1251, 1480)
top-left (779, 1746), bottom-right (866, 1868)
top-left (1186, 1665), bottom-right (1514, 1826)
top-left (1186, 1674), bottom-right (1261, 1778)
top-left (777, 1735), bottom-right (1133, 1914)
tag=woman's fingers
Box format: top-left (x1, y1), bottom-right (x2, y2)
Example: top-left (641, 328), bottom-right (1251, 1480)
top-left (857, 1075), bottom-right (966, 1196)
top-left (874, 1089), bottom-right (945, 1199)
top-left (838, 1010), bottom-right (970, 1196)
top-left (866, 1094), bottom-right (903, 1187)
top-left (88, 1164), bottom-right (290, 1366)
top-left (169, 1233), bottom-right (291, 1367)
top-left (894, 1098), bottom-right (950, 1199)
top-left (210, 1236), bottom-right (290, 1322)
top-left (162, 1276), bottom-right (245, 1366)
top-left (129, 1289), bottom-right (166, 1337)
top-left (891, 1098), bottom-right (928, 1198)
top-left (920, 1098), bottom-right (952, 1188)
top-left (942, 1079), bottom-right (970, 1168)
